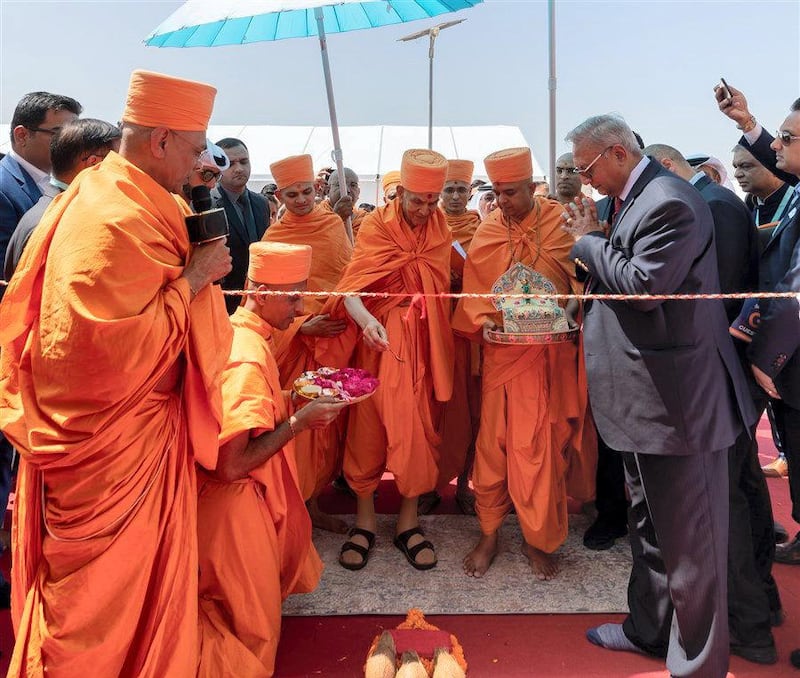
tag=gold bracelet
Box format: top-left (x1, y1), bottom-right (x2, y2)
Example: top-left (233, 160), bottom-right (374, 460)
top-left (737, 115), bottom-right (757, 133)
top-left (288, 415), bottom-right (298, 438)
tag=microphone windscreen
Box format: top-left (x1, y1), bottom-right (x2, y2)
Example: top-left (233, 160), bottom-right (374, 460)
top-left (190, 185), bottom-right (213, 213)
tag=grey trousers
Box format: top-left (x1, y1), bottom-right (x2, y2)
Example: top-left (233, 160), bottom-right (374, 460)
top-left (621, 449), bottom-right (729, 678)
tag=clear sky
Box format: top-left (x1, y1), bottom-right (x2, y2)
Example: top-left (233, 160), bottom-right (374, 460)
top-left (1, 0), bottom-right (798, 180)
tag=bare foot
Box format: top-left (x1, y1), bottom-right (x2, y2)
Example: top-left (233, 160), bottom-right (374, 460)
top-left (522, 542), bottom-right (559, 580)
top-left (463, 532), bottom-right (498, 577)
top-left (307, 499), bottom-right (348, 534)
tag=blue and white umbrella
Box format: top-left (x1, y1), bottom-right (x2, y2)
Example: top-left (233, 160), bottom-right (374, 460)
top-left (146, 0), bottom-right (482, 241)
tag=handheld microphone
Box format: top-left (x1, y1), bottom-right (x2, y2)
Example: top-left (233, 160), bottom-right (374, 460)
top-left (186, 186), bottom-right (229, 244)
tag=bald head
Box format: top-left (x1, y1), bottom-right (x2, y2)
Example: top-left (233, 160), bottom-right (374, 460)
top-left (642, 143), bottom-right (694, 181)
top-left (328, 167), bottom-right (360, 204)
top-left (555, 152), bottom-right (581, 203)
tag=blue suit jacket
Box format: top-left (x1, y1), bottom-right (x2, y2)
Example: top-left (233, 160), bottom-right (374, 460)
top-left (1, 154), bottom-right (42, 274)
top-left (572, 160), bottom-right (755, 456)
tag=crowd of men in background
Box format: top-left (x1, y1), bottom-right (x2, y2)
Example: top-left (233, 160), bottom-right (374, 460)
top-left (0, 71), bottom-right (798, 678)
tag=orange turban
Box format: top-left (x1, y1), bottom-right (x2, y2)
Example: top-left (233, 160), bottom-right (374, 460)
top-left (121, 69), bottom-right (216, 132)
top-left (484, 147), bottom-right (533, 184)
top-left (446, 159), bottom-right (474, 185)
top-left (270, 154), bottom-right (314, 189)
top-left (400, 149), bottom-right (448, 194)
top-left (382, 170), bottom-right (401, 192)
top-left (248, 242), bottom-right (312, 285)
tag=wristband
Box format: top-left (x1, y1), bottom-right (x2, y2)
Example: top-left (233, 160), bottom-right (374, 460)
top-left (288, 415), bottom-right (298, 437)
top-left (737, 115), bottom-right (757, 133)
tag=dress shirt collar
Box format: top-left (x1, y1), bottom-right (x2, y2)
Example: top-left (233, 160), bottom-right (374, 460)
top-left (618, 156), bottom-right (650, 202)
top-left (9, 148), bottom-right (49, 190)
top-left (689, 171), bottom-right (706, 186)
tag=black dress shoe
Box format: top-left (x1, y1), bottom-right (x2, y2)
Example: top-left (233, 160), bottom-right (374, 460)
top-left (730, 640), bottom-right (778, 665)
top-left (583, 517), bottom-right (627, 550)
top-left (790, 648), bottom-right (800, 668)
top-left (775, 533), bottom-right (800, 565)
top-left (774, 520), bottom-right (789, 544)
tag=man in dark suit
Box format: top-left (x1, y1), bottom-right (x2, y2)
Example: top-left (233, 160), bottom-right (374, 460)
top-left (1, 92), bottom-right (82, 275)
top-left (643, 143), bottom-right (779, 663)
top-left (213, 137), bottom-right (270, 314)
top-left (562, 114), bottom-right (755, 678)
top-left (4, 119), bottom-right (121, 281)
top-left (716, 86), bottom-right (800, 571)
top-left (733, 144), bottom-right (795, 481)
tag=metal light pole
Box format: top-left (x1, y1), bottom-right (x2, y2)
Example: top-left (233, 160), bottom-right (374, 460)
top-left (547, 0), bottom-right (557, 195)
top-left (398, 19), bottom-right (466, 150)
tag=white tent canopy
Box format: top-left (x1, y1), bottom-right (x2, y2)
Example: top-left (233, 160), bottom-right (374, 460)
top-left (0, 124), bottom-right (541, 203)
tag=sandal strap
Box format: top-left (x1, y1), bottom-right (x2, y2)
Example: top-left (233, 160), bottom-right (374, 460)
top-left (395, 526), bottom-right (425, 545)
top-left (339, 540), bottom-right (369, 560)
top-left (347, 526), bottom-right (376, 548)
top-left (406, 539), bottom-right (435, 560)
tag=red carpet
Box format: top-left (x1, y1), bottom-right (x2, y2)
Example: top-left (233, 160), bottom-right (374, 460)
top-left (1, 418), bottom-right (797, 676)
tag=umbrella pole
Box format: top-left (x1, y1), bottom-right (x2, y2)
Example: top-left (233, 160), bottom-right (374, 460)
top-left (314, 6), bottom-right (353, 244)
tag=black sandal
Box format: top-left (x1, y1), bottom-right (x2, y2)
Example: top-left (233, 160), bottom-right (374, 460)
top-left (394, 526), bottom-right (437, 570)
top-left (338, 527), bottom-right (375, 571)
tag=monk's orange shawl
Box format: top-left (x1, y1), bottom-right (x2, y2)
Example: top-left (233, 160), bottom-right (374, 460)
top-left (218, 307), bottom-right (322, 596)
top-left (317, 201), bottom-right (454, 402)
top-left (446, 210), bottom-right (481, 279)
top-left (0, 152), bottom-right (232, 677)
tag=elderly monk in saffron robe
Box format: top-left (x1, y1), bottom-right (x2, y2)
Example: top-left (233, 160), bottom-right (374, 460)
top-left (317, 150), bottom-right (454, 571)
top-left (198, 242), bottom-right (345, 678)
top-left (0, 70), bottom-right (233, 677)
top-left (453, 147), bottom-right (596, 581)
top-left (321, 167), bottom-right (368, 239)
top-left (261, 154), bottom-right (352, 533)
top-left (433, 159), bottom-right (483, 514)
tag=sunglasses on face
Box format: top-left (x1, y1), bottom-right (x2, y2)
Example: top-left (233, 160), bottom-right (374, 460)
top-left (199, 169), bottom-right (221, 182)
top-left (776, 130), bottom-right (800, 146)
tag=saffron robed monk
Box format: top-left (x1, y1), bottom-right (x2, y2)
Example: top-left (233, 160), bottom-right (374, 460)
top-left (198, 242), bottom-right (346, 678)
top-left (261, 153), bottom-right (353, 533)
top-left (0, 70), bottom-right (233, 677)
top-left (316, 149), bottom-right (454, 572)
top-left (453, 147), bottom-right (596, 581)
top-left (438, 158), bottom-right (483, 515)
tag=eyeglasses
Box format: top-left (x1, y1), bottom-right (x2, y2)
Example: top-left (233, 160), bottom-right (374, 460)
top-left (199, 168), bottom-right (221, 182)
top-left (27, 126), bottom-right (62, 136)
top-left (555, 166), bottom-right (578, 176)
top-left (573, 146), bottom-right (615, 178)
top-left (775, 130), bottom-right (800, 146)
top-left (169, 130), bottom-right (206, 158)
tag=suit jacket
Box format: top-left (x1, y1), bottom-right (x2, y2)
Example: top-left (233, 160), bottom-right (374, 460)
top-left (213, 187), bottom-right (269, 314)
top-left (4, 193), bottom-right (56, 282)
top-left (0, 154), bottom-right (42, 274)
top-left (739, 130), bottom-right (800, 406)
top-left (693, 174), bottom-right (759, 322)
top-left (572, 160), bottom-right (755, 456)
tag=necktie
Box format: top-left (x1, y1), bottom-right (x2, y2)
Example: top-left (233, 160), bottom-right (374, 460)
top-left (612, 196), bottom-right (623, 224)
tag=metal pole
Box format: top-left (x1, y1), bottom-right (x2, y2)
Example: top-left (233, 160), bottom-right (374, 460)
top-left (314, 6), bottom-right (353, 244)
top-left (428, 31), bottom-right (437, 150)
top-left (547, 0), bottom-right (556, 195)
